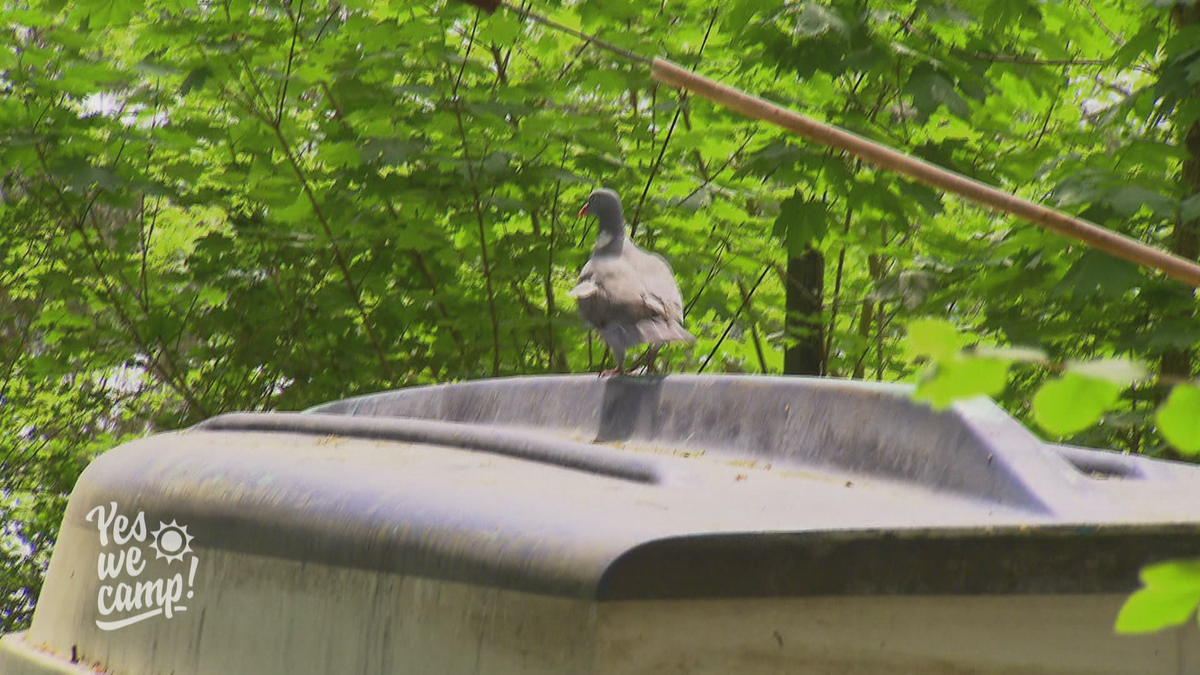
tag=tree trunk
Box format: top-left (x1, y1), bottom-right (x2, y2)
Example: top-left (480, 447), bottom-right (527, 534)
top-left (784, 246), bottom-right (824, 376)
top-left (1161, 4), bottom-right (1200, 381)
top-left (852, 254), bottom-right (883, 380)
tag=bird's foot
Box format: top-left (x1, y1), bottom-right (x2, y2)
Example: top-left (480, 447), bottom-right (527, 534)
top-left (598, 367), bottom-right (624, 378)
top-left (626, 363), bottom-right (658, 377)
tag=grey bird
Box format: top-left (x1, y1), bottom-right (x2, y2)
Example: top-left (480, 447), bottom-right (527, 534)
top-left (569, 188), bottom-right (694, 376)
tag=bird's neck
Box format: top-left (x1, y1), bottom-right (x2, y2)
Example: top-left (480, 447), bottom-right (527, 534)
top-left (593, 223), bottom-right (627, 254)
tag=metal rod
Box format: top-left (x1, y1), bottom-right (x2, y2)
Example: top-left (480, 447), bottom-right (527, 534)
top-left (650, 58), bottom-right (1200, 288)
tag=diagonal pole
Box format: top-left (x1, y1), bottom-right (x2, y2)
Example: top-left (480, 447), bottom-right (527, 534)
top-left (649, 59), bottom-right (1200, 288)
top-left (459, 0), bottom-right (1200, 288)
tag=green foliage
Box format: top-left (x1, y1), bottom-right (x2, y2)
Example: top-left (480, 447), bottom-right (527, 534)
top-left (1115, 559), bottom-right (1200, 634)
top-left (1, 0), bottom-right (1198, 633)
top-left (774, 192), bottom-right (829, 254)
top-left (905, 318), bottom-right (1198, 454)
top-left (906, 318), bottom-right (966, 362)
top-left (1031, 373), bottom-right (1122, 436)
top-left (1157, 385), bottom-right (1200, 455)
top-left (906, 318), bottom-right (1010, 408)
top-left (915, 356), bottom-right (1011, 409)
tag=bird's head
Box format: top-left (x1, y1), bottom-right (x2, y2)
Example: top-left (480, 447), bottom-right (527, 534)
top-left (579, 188), bottom-right (626, 248)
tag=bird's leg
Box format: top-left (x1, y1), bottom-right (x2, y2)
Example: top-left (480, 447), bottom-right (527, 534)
top-left (600, 348), bottom-right (625, 378)
top-left (630, 345), bottom-right (662, 374)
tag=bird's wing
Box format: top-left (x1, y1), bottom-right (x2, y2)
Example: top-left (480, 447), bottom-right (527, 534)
top-left (571, 255), bottom-right (662, 327)
top-left (571, 250), bottom-right (694, 352)
top-left (623, 244), bottom-right (685, 324)
top-left (568, 262), bottom-right (600, 299)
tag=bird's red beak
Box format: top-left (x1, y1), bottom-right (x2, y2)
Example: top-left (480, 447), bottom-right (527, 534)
top-left (578, 204), bottom-right (589, 218)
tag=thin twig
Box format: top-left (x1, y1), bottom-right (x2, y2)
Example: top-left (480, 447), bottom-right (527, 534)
top-left (683, 240), bottom-right (726, 318)
top-left (698, 265), bottom-right (771, 374)
top-left (317, 80), bottom-right (464, 349)
top-left (629, 9), bottom-right (719, 238)
top-left (675, 131), bottom-right (756, 207)
top-left (451, 14), bottom-right (503, 375)
top-left (22, 99), bottom-right (211, 417)
top-left (1078, 0), bottom-right (1124, 45)
top-left (737, 279), bottom-right (769, 374)
top-left (228, 49), bottom-right (395, 381)
top-left (824, 204), bottom-right (853, 370)
top-left (545, 144), bottom-right (571, 370)
top-left (276, 0), bottom-right (305, 124)
top-left (500, 0), bottom-right (651, 65)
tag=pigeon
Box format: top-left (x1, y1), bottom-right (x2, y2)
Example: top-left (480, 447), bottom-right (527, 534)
top-left (568, 188), bottom-right (694, 376)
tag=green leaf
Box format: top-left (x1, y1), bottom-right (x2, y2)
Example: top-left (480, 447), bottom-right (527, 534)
top-left (904, 65), bottom-right (970, 123)
top-left (1142, 317), bottom-right (1200, 351)
top-left (914, 357), bottom-right (1010, 409)
top-left (361, 138), bottom-right (427, 165)
top-left (78, 0), bottom-right (136, 26)
top-left (1115, 559), bottom-right (1200, 634)
top-left (1057, 250), bottom-right (1142, 297)
top-left (1182, 192), bottom-right (1200, 222)
top-left (1156, 385), bottom-right (1200, 456)
top-left (772, 193), bottom-right (828, 254)
top-left (179, 67), bottom-right (210, 96)
top-left (1113, 22), bottom-right (1161, 70)
top-left (1143, 559), bottom-right (1200, 587)
top-left (905, 318), bottom-right (965, 361)
top-left (1117, 589), bottom-right (1200, 634)
top-left (898, 180), bottom-right (945, 217)
top-left (319, 142), bottom-right (361, 170)
top-left (483, 13), bottom-right (523, 44)
top-left (272, 193), bottom-right (311, 224)
top-left (1105, 186), bottom-right (1177, 219)
top-left (739, 140), bottom-right (806, 179)
top-left (1031, 373), bottom-right (1121, 436)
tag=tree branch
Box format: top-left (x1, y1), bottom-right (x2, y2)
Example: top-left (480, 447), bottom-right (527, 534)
top-left (629, 9), bottom-right (718, 238)
top-left (451, 15), bottom-right (503, 376)
top-left (698, 264), bottom-right (770, 374)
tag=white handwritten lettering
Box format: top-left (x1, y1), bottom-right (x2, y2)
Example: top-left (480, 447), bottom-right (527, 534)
top-left (90, 504), bottom-right (199, 631)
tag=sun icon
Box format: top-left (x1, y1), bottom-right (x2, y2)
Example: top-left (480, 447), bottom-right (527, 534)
top-left (150, 520), bottom-right (194, 563)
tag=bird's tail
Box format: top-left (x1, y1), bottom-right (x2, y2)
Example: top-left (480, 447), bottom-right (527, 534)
top-left (602, 320), bottom-right (694, 351)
